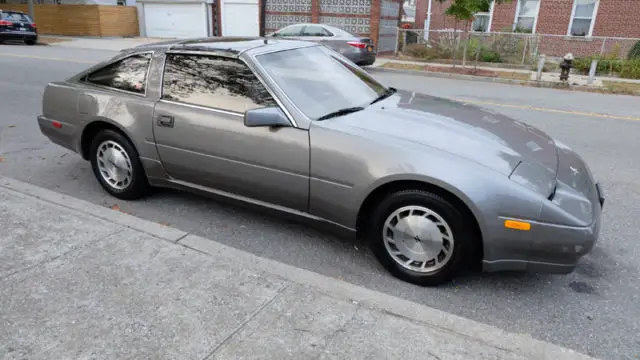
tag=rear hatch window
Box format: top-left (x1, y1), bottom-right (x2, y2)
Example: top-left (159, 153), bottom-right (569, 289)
top-left (1, 12), bottom-right (32, 23)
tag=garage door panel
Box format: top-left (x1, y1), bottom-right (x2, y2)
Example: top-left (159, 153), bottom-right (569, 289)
top-left (144, 3), bottom-right (207, 38)
top-left (223, 2), bottom-right (258, 36)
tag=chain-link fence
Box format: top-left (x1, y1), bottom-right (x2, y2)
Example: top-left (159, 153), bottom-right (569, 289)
top-left (395, 29), bottom-right (640, 77)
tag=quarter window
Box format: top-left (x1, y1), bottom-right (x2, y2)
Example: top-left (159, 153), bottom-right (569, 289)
top-left (161, 54), bottom-right (277, 113)
top-left (85, 53), bottom-right (151, 94)
top-left (568, 0), bottom-right (599, 37)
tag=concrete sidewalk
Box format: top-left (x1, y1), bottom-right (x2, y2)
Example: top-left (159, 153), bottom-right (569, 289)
top-left (0, 175), bottom-right (597, 360)
top-left (41, 36), bottom-right (172, 52)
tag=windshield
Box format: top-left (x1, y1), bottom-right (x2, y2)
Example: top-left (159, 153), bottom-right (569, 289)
top-left (255, 46), bottom-right (388, 120)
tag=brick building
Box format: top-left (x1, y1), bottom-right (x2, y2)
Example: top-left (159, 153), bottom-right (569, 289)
top-left (414, 0), bottom-right (640, 57)
top-left (263, 0), bottom-right (402, 53)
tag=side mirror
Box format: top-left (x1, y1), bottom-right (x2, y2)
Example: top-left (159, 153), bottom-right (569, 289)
top-left (244, 107), bottom-right (291, 128)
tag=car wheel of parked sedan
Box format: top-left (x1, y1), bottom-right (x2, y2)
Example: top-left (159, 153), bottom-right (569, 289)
top-left (369, 190), bottom-right (473, 286)
top-left (24, 39), bottom-right (36, 45)
top-left (89, 129), bottom-right (150, 200)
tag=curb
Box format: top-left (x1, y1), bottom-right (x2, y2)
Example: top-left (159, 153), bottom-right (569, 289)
top-left (0, 175), bottom-right (598, 360)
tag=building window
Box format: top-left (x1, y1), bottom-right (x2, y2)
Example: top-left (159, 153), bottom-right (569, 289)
top-left (472, 1), bottom-right (494, 32)
top-left (568, 0), bottom-right (599, 37)
top-left (513, 0), bottom-right (540, 33)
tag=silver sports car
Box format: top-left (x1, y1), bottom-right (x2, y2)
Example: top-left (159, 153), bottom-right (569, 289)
top-left (37, 37), bottom-right (605, 286)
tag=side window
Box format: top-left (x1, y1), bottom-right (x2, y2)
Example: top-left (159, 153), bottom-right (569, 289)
top-left (275, 25), bottom-right (303, 36)
top-left (85, 53), bottom-right (151, 94)
top-left (161, 54), bottom-right (278, 113)
top-left (302, 25), bottom-right (331, 37)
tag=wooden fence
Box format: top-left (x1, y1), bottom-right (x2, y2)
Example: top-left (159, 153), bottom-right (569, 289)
top-left (0, 4), bottom-right (139, 37)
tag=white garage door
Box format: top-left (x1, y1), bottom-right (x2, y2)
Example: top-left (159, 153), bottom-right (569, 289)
top-left (222, 0), bottom-right (259, 36)
top-left (144, 3), bottom-right (207, 38)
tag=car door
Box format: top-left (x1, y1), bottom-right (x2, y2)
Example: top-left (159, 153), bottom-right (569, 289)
top-left (152, 53), bottom-right (310, 211)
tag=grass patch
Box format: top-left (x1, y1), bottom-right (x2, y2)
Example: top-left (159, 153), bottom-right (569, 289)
top-left (38, 36), bottom-right (70, 45)
top-left (382, 62), bottom-right (530, 81)
top-left (603, 81), bottom-right (640, 95)
top-left (495, 71), bottom-right (531, 81)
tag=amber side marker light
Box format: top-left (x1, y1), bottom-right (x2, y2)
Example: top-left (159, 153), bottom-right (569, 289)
top-left (504, 220), bottom-right (531, 231)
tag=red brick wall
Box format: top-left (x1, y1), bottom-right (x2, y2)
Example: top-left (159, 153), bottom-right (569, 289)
top-left (414, 0), bottom-right (427, 27)
top-left (412, 0), bottom-right (640, 57)
top-left (417, 0), bottom-right (640, 37)
top-left (491, 1), bottom-right (517, 32)
top-left (534, 0), bottom-right (573, 35)
top-left (370, 0), bottom-right (382, 45)
top-left (593, 0), bottom-right (640, 38)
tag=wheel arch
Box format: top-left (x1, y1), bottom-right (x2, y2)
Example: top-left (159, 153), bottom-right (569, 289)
top-left (80, 119), bottom-right (135, 160)
top-left (355, 179), bottom-right (486, 265)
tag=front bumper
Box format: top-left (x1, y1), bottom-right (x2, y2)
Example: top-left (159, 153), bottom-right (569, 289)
top-left (484, 145), bottom-right (604, 274)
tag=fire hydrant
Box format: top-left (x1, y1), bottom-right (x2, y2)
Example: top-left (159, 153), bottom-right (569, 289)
top-left (559, 53), bottom-right (574, 81)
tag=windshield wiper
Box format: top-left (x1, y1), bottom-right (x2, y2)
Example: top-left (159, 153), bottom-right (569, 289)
top-left (317, 106), bottom-right (365, 121)
top-left (369, 87), bottom-right (397, 105)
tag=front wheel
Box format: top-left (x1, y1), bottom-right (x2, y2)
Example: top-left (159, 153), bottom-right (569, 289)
top-left (24, 39), bottom-right (36, 45)
top-left (89, 129), bottom-right (150, 200)
top-left (368, 190), bottom-right (475, 286)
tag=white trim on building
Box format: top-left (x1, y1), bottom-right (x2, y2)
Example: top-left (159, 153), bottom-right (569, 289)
top-left (512, 0), bottom-right (541, 34)
top-left (567, 0), bottom-right (599, 37)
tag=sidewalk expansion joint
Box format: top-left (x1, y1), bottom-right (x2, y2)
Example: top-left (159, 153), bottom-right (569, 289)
top-left (174, 233), bottom-right (189, 244)
top-left (201, 284), bottom-right (290, 360)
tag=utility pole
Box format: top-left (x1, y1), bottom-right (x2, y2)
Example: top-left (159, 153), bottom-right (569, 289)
top-left (27, 0), bottom-right (35, 22)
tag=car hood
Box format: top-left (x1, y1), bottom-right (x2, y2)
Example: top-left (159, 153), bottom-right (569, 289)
top-left (330, 90), bottom-right (558, 193)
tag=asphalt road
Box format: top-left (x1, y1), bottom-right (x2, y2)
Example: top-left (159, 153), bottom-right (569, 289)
top-left (1, 44), bottom-right (639, 360)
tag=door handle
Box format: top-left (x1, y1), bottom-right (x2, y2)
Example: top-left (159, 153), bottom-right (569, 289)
top-left (157, 115), bottom-right (175, 128)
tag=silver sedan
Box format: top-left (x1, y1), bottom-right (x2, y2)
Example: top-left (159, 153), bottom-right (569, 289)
top-left (267, 23), bottom-right (376, 66)
top-left (37, 37), bottom-right (605, 286)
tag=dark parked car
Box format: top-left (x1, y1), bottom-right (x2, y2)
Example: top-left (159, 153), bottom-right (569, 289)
top-left (268, 23), bottom-right (376, 66)
top-left (0, 9), bottom-right (37, 45)
top-left (37, 37), bottom-right (604, 286)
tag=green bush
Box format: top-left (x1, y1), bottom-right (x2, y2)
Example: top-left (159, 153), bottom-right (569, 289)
top-left (403, 43), bottom-right (440, 60)
top-left (628, 40), bottom-right (640, 60)
top-left (572, 56), bottom-right (623, 75)
top-left (619, 59), bottom-right (640, 79)
top-left (465, 39), bottom-right (502, 63)
top-left (479, 47), bottom-right (502, 62)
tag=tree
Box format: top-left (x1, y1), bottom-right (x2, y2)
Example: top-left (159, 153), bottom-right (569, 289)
top-left (435, 0), bottom-right (511, 66)
top-left (436, 0), bottom-right (510, 22)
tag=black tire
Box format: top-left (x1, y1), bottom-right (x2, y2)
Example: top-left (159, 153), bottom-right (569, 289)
top-left (24, 39), bottom-right (36, 45)
top-left (368, 190), bottom-right (475, 286)
top-left (89, 129), bottom-right (150, 200)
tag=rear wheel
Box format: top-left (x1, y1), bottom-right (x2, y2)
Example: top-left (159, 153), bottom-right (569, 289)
top-left (89, 129), bottom-right (150, 200)
top-left (368, 190), bottom-right (474, 286)
top-left (24, 39), bottom-right (36, 45)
